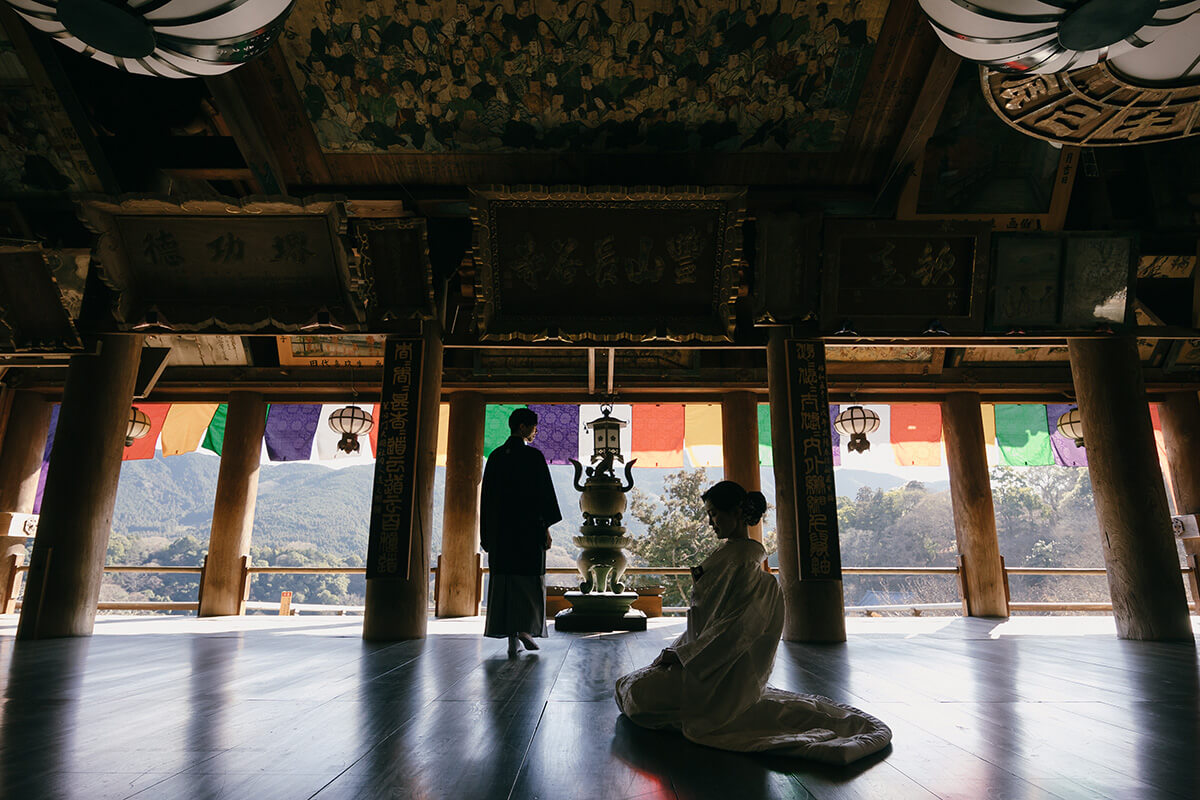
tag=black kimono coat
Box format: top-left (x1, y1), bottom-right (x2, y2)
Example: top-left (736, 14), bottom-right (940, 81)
top-left (480, 434), bottom-right (563, 576)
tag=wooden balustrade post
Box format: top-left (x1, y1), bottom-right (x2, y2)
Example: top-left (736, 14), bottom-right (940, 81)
top-left (474, 552), bottom-right (482, 615)
top-left (1187, 555), bottom-right (1200, 613)
top-left (1068, 337), bottom-right (1193, 640)
top-left (238, 555), bottom-right (251, 616)
top-left (17, 335), bottom-right (143, 640)
top-left (2, 552), bottom-right (19, 614)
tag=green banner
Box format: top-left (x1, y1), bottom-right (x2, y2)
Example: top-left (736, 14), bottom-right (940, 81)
top-left (484, 404), bottom-right (522, 457)
top-left (757, 403), bottom-right (772, 467)
top-left (995, 404), bottom-right (1054, 466)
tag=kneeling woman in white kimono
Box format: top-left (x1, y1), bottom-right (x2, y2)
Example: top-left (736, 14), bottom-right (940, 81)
top-left (615, 481), bottom-right (892, 765)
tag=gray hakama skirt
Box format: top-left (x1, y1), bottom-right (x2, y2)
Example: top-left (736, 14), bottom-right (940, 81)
top-left (484, 573), bottom-right (548, 638)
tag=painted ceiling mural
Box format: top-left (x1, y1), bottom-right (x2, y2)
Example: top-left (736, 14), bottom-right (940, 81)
top-left (280, 0), bottom-right (887, 154)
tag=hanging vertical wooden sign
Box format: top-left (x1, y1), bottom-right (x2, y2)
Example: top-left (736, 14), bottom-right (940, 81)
top-left (366, 336), bottom-right (424, 579)
top-left (786, 339), bottom-right (842, 581)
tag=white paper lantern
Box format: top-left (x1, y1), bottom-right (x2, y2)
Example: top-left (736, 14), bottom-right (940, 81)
top-left (328, 404), bottom-right (374, 455)
top-left (5, 0), bottom-right (295, 77)
top-left (918, 0), bottom-right (1200, 84)
top-left (834, 405), bottom-right (881, 454)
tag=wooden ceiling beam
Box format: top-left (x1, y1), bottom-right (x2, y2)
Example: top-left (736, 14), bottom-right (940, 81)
top-left (205, 74), bottom-right (289, 194)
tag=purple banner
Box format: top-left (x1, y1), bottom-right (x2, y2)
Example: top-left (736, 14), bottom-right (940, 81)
top-left (264, 404), bottom-right (321, 461)
top-left (1046, 403), bottom-right (1087, 468)
top-left (527, 404), bottom-right (579, 465)
top-left (830, 404), bottom-right (841, 467)
top-left (33, 404), bottom-right (60, 514)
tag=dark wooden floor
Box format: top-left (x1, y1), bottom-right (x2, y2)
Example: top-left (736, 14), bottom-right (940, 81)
top-left (1, 615), bottom-right (1198, 800)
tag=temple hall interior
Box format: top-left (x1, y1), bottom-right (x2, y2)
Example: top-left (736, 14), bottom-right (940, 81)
top-left (2, 0), bottom-right (1200, 797)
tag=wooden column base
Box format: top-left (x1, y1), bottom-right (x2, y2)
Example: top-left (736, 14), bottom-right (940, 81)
top-left (791, 580), bottom-right (847, 643)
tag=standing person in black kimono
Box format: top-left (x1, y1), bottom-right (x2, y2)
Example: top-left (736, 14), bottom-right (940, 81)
top-left (481, 407), bottom-right (563, 657)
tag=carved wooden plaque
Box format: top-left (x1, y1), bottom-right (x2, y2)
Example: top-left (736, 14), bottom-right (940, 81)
top-left (471, 187), bottom-right (745, 343)
top-left (822, 220), bottom-right (991, 334)
top-left (983, 64), bottom-right (1200, 147)
top-left (80, 196), bottom-right (366, 332)
top-left (786, 339), bottom-right (841, 581)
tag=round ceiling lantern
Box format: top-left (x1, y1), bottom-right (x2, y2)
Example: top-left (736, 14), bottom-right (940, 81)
top-left (1056, 407), bottom-right (1085, 448)
top-left (4, 0), bottom-right (296, 78)
top-left (125, 406), bottom-right (151, 447)
top-left (834, 406), bottom-right (881, 454)
top-left (918, 0), bottom-right (1200, 84)
top-left (328, 405), bottom-right (374, 455)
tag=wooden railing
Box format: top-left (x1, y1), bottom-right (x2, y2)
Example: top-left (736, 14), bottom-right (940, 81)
top-left (4, 553), bottom-right (1197, 618)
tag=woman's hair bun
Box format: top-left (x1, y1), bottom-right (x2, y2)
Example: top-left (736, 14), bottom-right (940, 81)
top-left (740, 491), bottom-right (767, 525)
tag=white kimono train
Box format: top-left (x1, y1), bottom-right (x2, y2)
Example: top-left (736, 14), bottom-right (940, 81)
top-left (615, 538), bottom-right (893, 765)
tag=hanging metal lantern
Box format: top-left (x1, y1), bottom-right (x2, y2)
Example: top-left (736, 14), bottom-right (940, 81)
top-left (5, 0), bottom-right (296, 78)
top-left (328, 405), bottom-right (374, 455)
top-left (125, 406), bottom-right (151, 447)
top-left (1057, 407), bottom-right (1085, 447)
top-left (917, 0), bottom-right (1200, 82)
top-left (584, 403), bottom-right (626, 464)
top-left (834, 405), bottom-right (881, 454)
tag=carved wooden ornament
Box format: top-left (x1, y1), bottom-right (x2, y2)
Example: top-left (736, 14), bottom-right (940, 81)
top-left (983, 64), bottom-right (1200, 147)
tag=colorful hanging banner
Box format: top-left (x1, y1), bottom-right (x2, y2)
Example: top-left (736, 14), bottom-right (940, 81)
top-left (527, 404), bottom-right (580, 465)
top-left (160, 403), bottom-right (219, 456)
top-left (122, 404), bottom-right (171, 461)
top-left (758, 403), bottom-right (772, 467)
top-left (435, 403), bottom-right (449, 467)
top-left (829, 404), bottom-right (841, 467)
top-left (201, 404), bottom-right (229, 456)
top-left (484, 404), bottom-right (521, 457)
top-left (32, 404), bottom-right (60, 514)
top-left (579, 404), bottom-right (633, 463)
top-left (369, 403), bottom-right (381, 455)
top-left (981, 403), bottom-right (1000, 467)
top-left (1046, 403), bottom-right (1087, 468)
top-left (264, 404), bottom-right (321, 462)
top-left (891, 404), bottom-right (942, 467)
top-left (684, 403), bottom-right (723, 468)
top-left (631, 404), bottom-right (685, 467)
top-left (995, 404), bottom-right (1054, 466)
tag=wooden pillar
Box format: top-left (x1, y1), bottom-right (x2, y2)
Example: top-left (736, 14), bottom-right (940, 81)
top-left (437, 391), bottom-right (485, 617)
top-left (17, 335), bottom-right (142, 639)
top-left (941, 392), bottom-right (1008, 617)
top-left (0, 391), bottom-right (53, 512)
top-left (1157, 392), bottom-right (1200, 516)
top-left (198, 391), bottom-right (267, 617)
top-left (766, 329), bottom-right (845, 642)
top-left (721, 390), bottom-right (763, 541)
top-left (0, 391), bottom-right (52, 612)
top-left (363, 325), bottom-right (444, 640)
top-left (1068, 338), bottom-right (1193, 641)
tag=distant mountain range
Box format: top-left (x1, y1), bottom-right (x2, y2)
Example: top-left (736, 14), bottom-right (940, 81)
top-left (110, 453), bottom-right (944, 561)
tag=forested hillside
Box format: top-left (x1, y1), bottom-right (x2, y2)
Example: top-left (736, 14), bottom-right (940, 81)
top-left (89, 453), bottom-right (1147, 612)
